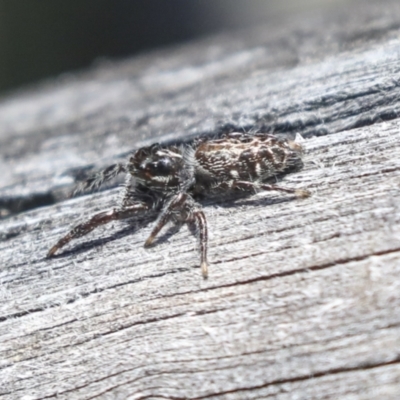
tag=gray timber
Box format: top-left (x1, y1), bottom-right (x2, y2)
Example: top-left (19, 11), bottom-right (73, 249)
top-left (1, 0), bottom-right (400, 398)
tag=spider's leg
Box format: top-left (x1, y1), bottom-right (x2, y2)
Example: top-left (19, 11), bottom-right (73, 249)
top-left (47, 203), bottom-right (149, 257)
top-left (193, 209), bottom-right (208, 278)
top-left (75, 163), bottom-right (126, 194)
top-left (144, 193), bottom-right (187, 247)
top-left (144, 192), bottom-right (209, 278)
top-left (220, 180), bottom-right (310, 198)
top-left (258, 181), bottom-right (310, 198)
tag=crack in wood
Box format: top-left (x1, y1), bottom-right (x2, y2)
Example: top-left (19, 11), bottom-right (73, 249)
top-left (189, 358), bottom-right (400, 400)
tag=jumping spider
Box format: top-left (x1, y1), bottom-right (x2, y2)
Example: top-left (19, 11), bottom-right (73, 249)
top-left (47, 132), bottom-right (310, 278)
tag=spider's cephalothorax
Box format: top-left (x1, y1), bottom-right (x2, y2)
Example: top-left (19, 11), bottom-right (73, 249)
top-left (47, 133), bottom-right (310, 278)
top-left (128, 144), bottom-right (184, 190)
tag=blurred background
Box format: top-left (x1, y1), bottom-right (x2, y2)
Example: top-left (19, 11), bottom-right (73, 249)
top-left (0, 0), bottom-right (343, 95)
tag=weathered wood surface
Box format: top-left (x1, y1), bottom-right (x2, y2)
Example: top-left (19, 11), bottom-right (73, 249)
top-left (1, 1), bottom-right (400, 398)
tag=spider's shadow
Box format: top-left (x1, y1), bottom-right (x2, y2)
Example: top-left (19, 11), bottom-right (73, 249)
top-left (51, 192), bottom-right (296, 259)
top-left (50, 216), bottom-right (155, 259)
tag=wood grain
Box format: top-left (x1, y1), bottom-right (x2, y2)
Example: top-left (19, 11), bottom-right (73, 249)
top-left (1, 0), bottom-right (400, 398)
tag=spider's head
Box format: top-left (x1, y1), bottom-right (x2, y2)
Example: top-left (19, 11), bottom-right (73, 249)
top-left (128, 144), bottom-right (183, 189)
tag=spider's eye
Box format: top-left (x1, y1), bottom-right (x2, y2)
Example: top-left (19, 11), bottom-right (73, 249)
top-left (150, 158), bottom-right (172, 176)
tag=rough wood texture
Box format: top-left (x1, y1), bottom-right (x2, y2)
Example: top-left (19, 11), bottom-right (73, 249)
top-left (1, 1), bottom-right (400, 398)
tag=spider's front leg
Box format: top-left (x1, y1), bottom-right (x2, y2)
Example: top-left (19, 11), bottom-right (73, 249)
top-left (47, 203), bottom-right (149, 257)
top-left (144, 192), bottom-right (209, 278)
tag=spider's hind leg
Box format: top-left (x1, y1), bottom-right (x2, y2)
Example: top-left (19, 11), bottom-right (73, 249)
top-left (217, 180), bottom-right (310, 198)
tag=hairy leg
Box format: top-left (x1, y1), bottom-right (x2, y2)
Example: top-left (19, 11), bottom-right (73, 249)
top-left (144, 192), bottom-right (209, 278)
top-left (217, 180), bottom-right (310, 198)
top-left (193, 210), bottom-right (208, 278)
top-left (47, 203), bottom-right (149, 257)
top-left (144, 193), bottom-right (188, 247)
top-left (74, 163), bottom-right (127, 194)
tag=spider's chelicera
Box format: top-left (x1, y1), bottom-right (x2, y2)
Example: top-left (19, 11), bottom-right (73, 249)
top-left (47, 132), bottom-right (310, 278)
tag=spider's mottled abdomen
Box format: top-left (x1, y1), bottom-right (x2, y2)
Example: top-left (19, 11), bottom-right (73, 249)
top-left (194, 133), bottom-right (303, 185)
